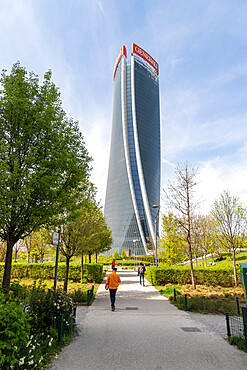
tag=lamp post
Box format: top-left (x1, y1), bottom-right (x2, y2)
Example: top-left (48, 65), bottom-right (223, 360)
top-left (133, 239), bottom-right (138, 271)
top-left (152, 204), bottom-right (160, 267)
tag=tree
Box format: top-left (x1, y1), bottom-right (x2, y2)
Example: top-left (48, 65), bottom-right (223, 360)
top-left (164, 162), bottom-right (200, 289)
top-left (60, 199), bottom-right (112, 290)
top-left (0, 241), bottom-right (7, 263)
top-left (121, 250), bottom-right (126, 259)
top-left (22, 228), bottom-right (52, 263)
top-left (210, 190), bottom-right (247, 285)
top-left (60, 221), bottom-right (82, 292)
top-left (0, 63), bottom-right (91, 289)
top-left (160, 212), bottom-right (185, 265)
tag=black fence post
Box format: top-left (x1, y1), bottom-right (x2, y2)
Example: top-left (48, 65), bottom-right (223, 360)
top-left (236, 297), bottom-right (240, 316)
top-left (58, 313), bottom-right (65, 345)
top-left (241, 305), bottom-right (247, 350)
top-left (184, 294), bottom-right (187, 311)
top-left (225, 312), bottom-right (231, 338)
top-left (174, 288), bottom-right (177, 302)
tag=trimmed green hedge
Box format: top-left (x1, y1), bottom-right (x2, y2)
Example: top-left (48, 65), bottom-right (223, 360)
top-left (0, 263), bottom-right (103, 283)
top-left (146, 266), bottom-right (240, 287)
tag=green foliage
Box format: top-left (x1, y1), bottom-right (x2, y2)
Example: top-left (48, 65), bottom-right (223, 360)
top-left (0, 62), bottom-right (92, 288)
top-left (15, 328), bottom-right (59, 369)
top-left (0, 282), bottom-right (76, 369)
top-left (0, 262), bottom-right (103, 283)
top-left (160, 213), bottom-right (186, 265)
top-left (121, 250), bottom-right (127, 258)
top-left (175, 295), bottom-right (239, 314)
top-left (147, 266), bottom-right (240, 287)
top-left (27, 281), bottom-right (74, 331)
top-left (0, 292), bottom-right (31, 369)
top-left (68, 289), bottom-right (87, 305)
top-left (228, 336), bottom-right (247, 351)
top-left (112, 251), bottom-right (120, 259)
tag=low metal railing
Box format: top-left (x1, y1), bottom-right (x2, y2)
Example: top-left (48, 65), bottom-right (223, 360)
top-left (225, 306), bottom-right (247, 351)
top-left (58, 304), bottom-right (77, 345)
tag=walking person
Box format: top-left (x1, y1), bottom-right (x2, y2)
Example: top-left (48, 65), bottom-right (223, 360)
top-left (138, 262), bottom-right (146, 286)
top-left (105, 267), bottom-right (121, 311)
top-left (111, 259), bottom-right (115, 270)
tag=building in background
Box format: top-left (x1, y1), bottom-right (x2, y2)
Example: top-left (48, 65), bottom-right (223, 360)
top-left (104, 44), bottom-right (160, 255)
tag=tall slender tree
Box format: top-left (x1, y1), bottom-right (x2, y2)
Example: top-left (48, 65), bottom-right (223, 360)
top-left (210, 190), bottom-right (247, 285)
top-left (164, 162), bottom-right (200, 289)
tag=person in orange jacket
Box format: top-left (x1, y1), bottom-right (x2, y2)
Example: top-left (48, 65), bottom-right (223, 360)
top-left (105, 267), bottom-right (121, 311)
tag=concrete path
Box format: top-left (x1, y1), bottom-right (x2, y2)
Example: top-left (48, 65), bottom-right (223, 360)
top-left (51, 270), bottom-right (247, 370)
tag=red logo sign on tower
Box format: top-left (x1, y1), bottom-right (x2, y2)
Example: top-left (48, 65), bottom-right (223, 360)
top-left (131, 44), bottom-right (159, 74)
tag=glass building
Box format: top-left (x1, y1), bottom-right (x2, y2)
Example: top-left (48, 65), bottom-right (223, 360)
top-left (104, 44), bottom-right (160, 255)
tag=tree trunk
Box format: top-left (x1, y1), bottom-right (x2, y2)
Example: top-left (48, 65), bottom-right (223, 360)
top-left (27, 251), bottom-right (30, 263)
top-left (95, 253), bottom-right (97, 263)
top-left (188, 233), bottom-right (196, 289)
top-left (89, 253), bottom-right (91, 263)
top-left (64, 256), bottom-right (70, 292)
top-left (81, 254), bottom-right (84, 281)
top-left (204, 252), bottom-right (207, 267)
top-left (232, 247), bottom-right (238, 286)
top-left (14, 249), bottom-right (18, 262)
top-left (2, 237), bottom-right (16, 289)
top-left (194, 251), bottom-right (198, 267)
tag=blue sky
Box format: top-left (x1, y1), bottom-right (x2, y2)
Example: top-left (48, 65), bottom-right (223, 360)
top-left (1, 0), bottom-right (247, 213)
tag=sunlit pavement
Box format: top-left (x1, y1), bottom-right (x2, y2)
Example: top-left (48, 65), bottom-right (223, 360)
top-left (51, 270), bottom-right (247, 370)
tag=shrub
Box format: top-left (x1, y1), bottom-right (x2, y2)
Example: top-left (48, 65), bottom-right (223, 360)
top-left (0, 262), bottom-right (103, 283)
top-left (146, 266), bottom-right (239, 287)
top-left (27, 281), bottom-right (74, 331)
top-left (0, 292), bottom-right (31, 369)
top-left (69, 289), bottom-right (87, 304)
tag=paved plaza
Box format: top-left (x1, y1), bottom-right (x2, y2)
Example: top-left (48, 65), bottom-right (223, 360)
top-left (51, 270), bottom-right (247, 370)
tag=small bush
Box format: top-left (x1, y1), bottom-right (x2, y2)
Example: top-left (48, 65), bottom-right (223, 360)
top-left (69, 289), bottom-right (87, 304)
top-left (0, 292), bottom-right (31, 369)
top-left (229, 336), bottom-right (247, 351)
top-left (27, 281), bottom-right (74, 331)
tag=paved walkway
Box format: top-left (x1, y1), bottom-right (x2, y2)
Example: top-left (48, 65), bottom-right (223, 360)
top-left (51, 270), bottom-right (247, 370)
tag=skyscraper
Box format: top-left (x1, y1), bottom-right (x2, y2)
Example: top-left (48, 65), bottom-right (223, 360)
top-left (104, 44), bottom-right (160, 255)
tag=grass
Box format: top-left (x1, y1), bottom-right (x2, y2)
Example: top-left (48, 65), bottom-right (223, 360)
top-left (157, 283), bottom-right (246, 314)
top-left (193, 250), bottom-right (247, 268)
top-left (229, 337), bottom-right (247, 351)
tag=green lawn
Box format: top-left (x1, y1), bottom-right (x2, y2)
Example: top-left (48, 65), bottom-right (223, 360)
top-left (193, 250), bottom-right (247, 268)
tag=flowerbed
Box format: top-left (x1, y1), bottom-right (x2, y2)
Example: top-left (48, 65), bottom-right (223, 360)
top-left (0, 281), bottom-right (76, 369)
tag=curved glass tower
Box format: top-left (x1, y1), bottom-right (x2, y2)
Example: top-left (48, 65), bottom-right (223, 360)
top-left (104, 44), bottom-right (160, 255)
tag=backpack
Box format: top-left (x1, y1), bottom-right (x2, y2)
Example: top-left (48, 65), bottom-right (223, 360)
top-left (139, 266), bottom-right (144, 274)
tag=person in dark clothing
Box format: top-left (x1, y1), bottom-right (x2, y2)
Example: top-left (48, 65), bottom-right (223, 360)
top-left (138, 262), bottom-right (146, 286)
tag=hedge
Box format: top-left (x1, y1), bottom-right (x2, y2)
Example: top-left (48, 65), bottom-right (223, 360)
top-left (0, 263), bottom-right (103, 283)
top-left (146, 266), bottom-right (240, 287)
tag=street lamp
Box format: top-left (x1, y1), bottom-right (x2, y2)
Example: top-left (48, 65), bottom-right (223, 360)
top-left (133, 239), bottom-right (138, 271)
top-left (152, 204), bottom-right (160, 267)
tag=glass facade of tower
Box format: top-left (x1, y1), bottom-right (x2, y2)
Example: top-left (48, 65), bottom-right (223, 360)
top-left (104, 44), bottom-right (160, 255)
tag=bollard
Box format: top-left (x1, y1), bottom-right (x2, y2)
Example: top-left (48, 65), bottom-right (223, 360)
top-left (184, 294), bottom-right (187, 311)
top-left (225, 312), bottom-right (231, 338)
top-left (236, 297), bottom-right (240, 316)
top-left (174, 288), bottom-right (177, 302)
top-left (241, 305), bottom-right (247, 350)
top-left (58, 313), bottom-right (65, 345)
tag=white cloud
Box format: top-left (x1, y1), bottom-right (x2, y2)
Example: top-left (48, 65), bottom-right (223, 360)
top-left (197, 144), bottom-right (247, 213)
